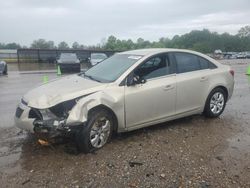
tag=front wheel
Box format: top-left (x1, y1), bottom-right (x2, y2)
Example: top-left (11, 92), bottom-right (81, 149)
top-left (204, 88), bottom-right (226, 118)
top-left (76, 109), bottom-right (113, 153)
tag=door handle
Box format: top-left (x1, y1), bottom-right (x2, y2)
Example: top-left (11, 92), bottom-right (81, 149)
top-left (200, 76), bottom-right (208, 82)
top-left (163, 85), bottom-right (173, 91)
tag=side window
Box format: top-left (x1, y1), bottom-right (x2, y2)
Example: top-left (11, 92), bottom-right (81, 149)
top-left (140, 57), bottom-right (161, 69)
top-left (134, 54), bottom-right (174, 80)
top-left (199, 57), bottom-right (209, 69)
top-left (175, 52), bottom-right (200, 73)
top-left (199, 57), bottom-right (217, 69)
top-left (209, 61), bottom-right (217, 69)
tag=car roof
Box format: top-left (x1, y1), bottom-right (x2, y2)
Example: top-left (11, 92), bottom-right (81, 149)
top-left (119, 48), bottom-right (204, 56)
top-left (118, 48), bottom-right (221, 67)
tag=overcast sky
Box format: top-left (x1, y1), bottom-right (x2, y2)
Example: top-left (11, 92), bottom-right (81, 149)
top-left (1, 0), bottom-right (250, 46)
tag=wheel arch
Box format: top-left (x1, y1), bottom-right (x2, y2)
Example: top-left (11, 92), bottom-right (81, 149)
top-left (208, 85), bottom-right (229, 101)
top-left (203, 85), bottom-right (228, 113)
top-left (88, 104), bottom-right (118, 133)
top-left (203, 85), bottom-right (228, 117)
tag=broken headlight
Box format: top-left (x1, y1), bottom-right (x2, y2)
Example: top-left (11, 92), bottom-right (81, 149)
top-left (48, 98), bottom-right (77, 119)
top-left (29, 98), bottom-right (80, 121)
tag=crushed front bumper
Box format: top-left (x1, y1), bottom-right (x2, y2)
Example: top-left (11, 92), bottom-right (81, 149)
top-left (15, 102), bottom-right (35, 132)
top-left (15, 102), bottom-right (82, 138)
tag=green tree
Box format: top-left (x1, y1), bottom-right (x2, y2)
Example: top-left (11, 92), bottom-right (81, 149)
top-left (237, 25), bottom-right (250, 38)
top-left (5, 43), bottom-right (21, 49)
top-left (0, 42), bottom-right (21, 49)
top-left (104, 35), bottom-right (117, 50)
top-left (102, 28), bottom-right (250, 52)
top-left (5, 25), bottom-right (250, 52)
top-left (58, 41), bottom-right (69, 49)
top-left (72, 42), bottom-right (80, 49)
top-left (31, 39), bottom-right (55, 49)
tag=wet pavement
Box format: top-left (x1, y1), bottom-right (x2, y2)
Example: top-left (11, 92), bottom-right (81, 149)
top-left (0, 60), bottom-right (250, 187)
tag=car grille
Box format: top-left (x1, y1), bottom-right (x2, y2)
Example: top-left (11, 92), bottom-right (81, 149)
top-left (15, 107), bottom-right (24, 118)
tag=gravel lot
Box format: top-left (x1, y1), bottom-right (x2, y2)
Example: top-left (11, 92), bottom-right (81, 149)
top-left (0, 60), bottom-right (250, 187)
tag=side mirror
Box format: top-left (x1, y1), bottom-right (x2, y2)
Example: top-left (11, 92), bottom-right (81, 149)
top-left (127, 74), bottom-right (146, 86)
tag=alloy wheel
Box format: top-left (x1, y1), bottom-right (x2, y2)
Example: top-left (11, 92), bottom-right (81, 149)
top-left (90, 117), bottom-right (111, 148)
top-left (210, 92), bottom-right (225, 114)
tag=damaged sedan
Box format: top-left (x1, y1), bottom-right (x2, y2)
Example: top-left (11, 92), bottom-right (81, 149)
top-left (15, 48), bottom-right (234, 153)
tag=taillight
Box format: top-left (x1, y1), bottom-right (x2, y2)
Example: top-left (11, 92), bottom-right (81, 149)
top-left (229, 70), bottom-right (234, 77)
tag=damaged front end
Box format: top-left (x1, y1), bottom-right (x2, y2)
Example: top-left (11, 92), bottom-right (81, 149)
top-left (16, 98), bottom-right (83, 141)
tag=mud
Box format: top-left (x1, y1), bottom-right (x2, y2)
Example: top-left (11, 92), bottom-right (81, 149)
top-left (0, 60), bottom-right (250, 187)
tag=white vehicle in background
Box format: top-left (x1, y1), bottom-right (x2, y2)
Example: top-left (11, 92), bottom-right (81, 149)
top-left (57, 53), bottom-right (81, 73)
top-left (236, 52), bottom-right (246, 59)
top-left (90, 53), bottom-right (107, 66)
top-left (246, 52), bottom-right (250, 59)
top-left (0, 61), bottom-right (7, 75)
top-left (15, 48), bottom-right (234, 153)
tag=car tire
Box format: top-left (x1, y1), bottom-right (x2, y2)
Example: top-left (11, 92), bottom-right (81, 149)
top-left (204, 88), bottom-right (226, 118)
top-left (3, 66), bottom-right (7, 75)
top-left (75, 109), bottom-right (113, 153)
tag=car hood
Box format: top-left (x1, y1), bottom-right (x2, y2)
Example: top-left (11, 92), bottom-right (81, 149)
top-left (23, 74), bottom-right (108, 109)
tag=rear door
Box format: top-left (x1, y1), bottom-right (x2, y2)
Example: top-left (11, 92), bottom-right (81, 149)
top-left (173, 52), bottom-right (211, 114)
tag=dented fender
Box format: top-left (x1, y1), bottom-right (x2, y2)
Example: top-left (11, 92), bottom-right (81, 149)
top-left (66, 88), bottom-right (126, 132)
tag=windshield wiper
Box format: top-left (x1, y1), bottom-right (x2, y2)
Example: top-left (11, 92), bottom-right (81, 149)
top-left (84, 74), bottom-right (101, 83)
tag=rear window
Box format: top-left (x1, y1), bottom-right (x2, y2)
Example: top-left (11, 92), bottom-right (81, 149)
top-left (174, 52), bottom-right (217, 73)
top-left (175, 52), bottom-right (200, 73)
top-left (60, 53), bottom-right (78, 60)
top-left (199, 57), bottom-right (217, 69)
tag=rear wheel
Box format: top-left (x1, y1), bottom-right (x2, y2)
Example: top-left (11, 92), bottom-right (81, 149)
top-left (204, 88), bottom-right (226, 118)
top-left (76, 109), bottom-right (113, 153)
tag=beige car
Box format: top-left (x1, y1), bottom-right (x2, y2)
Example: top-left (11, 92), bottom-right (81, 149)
top-left (15, 48), bottom-right (234, 153)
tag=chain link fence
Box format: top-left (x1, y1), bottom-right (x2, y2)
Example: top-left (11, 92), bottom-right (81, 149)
top-left (17, 49), bottom-right (119, 64)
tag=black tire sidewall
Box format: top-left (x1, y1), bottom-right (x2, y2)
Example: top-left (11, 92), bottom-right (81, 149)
top-left (204, 88), bottom-right (226, 118)
top-left (3, 66), bottom-right (7, 75)
top-left (76, 109), bottom-right (113, 153)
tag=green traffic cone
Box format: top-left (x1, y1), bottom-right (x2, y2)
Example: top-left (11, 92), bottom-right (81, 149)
top-left (57, 65), bottom-right (62, 75)
top-left (247, 65), bottom-right (250, 75)
top-left (43, 75), bottom-right (48, 84)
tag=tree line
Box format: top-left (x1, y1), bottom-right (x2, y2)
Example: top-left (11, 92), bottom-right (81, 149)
top-left (1, 25), bottom-right (250, 53)
top-left (103, 26), bottom-right (250, 53)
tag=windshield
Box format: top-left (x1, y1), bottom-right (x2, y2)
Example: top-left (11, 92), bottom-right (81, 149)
top-left (91, 53), bottom-right (107, 59)
top-left (60, 53), bottom-right (78, 60)
top-left (82, 54), bottom-right (142, 83)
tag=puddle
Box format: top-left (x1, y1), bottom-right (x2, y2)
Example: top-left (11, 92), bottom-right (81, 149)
top-left (0, 128), bottom-right (28, 174)
top-left (227, 133), bottom-right (250, 155)
top-left (247, 75), bottom-right (250, 88)
top-left (0, 146), bottom-right (22, 174)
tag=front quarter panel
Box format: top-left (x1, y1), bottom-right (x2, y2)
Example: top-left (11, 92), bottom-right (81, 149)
top-left (66, 85), bottom-right (125, 132)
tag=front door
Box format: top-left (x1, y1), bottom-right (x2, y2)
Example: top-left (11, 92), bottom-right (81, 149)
top-left (125, 53), bottom-right (176, 128)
